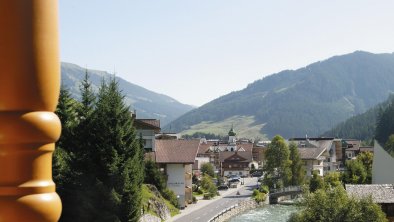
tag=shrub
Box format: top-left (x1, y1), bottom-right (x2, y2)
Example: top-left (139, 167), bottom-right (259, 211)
top-left (259, 185), bottom-right (269, 194)
top-left (288, 187), bottom-right (387, 222)
top-left (161, 188), bottom-right (179, 208)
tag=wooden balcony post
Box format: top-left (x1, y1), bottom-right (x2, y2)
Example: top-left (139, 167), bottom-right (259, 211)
top-left (0, 0), bottom-right (62, 221)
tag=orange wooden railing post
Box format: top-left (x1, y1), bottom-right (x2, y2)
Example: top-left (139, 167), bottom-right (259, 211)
top-left (0, 0), bottom-right (62, 221)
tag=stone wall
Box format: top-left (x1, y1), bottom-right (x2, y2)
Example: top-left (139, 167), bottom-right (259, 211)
top-left (209, 199), bottom-right (264, 222)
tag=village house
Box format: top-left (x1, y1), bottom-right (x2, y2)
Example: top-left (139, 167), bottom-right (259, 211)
top-left (252, 145), bottom-right (267, 169)
top-left (147, 139), bottom-right (200, 208)
top-left (290, 137), bottom-right (340, 176)
top-left (343, 139), bottom-right (361, 160)
top-left (132, 113), bottom-right (161, 152)
top-left (219, 151), bottom-right (253, 177)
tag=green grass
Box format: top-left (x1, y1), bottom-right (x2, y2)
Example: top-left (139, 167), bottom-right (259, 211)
top-left (193, 192), bottom-right (203, 197)
top-left (141, 184), bottom-right (180, 218)
top-left (181, 115), bottom-right (267, 140)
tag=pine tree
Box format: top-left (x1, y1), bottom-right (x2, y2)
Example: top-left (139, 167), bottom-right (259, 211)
top-left (56, 76), bottom-right (144, 222)
top-left (376, 99), bottom-right (394, 145)
top-left (144, 158), bottom-right (166, 191)
top-left (90, 78), bottom-right (144, 221)
top-left (289, 142), bottom-right (305, 186)
top-left (54, 87), bottom-right (83, 222)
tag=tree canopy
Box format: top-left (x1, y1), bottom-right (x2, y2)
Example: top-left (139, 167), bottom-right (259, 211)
top-left (201, 162), bottom-right (215, 178)
top-left (289, 142), bottom-right (305, 186)
top-left (263, 135), bottom-right (291, 189)
top-left (288, 186), bottom-right (387, 222)
top-left (54, 76), bottom-right (144, 222)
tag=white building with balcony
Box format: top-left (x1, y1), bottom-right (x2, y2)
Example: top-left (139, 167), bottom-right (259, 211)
top-left (290, 137), bottom-right (339, 176)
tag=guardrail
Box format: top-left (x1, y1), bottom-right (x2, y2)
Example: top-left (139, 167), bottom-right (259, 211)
top-left (270, 186), bottom-right (301, 194)
top-left (208, 199), bottom-right (261, 222)
top-left (208, 204), bottom-right (238, 222)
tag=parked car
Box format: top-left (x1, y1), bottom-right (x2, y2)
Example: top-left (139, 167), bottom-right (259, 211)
top-left (228, 178), bottom-right (241, 183)
top-left (251, 171), bottom-right (263, 177)
top-left (217, 184), bottom-right (229, 190)
top-left (229, 175), bottom-right (241, 180)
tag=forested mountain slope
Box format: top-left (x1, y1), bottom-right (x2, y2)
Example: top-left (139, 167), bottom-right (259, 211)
top-left (167, 51), bottom-right (394, 138)
top-left (61, 62), bottom-right (194, 125)
top-left (322, 95), bottom-right (394, 141)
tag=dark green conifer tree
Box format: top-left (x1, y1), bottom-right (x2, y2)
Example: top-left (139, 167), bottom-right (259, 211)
top-left (289, 142), bottom-right (305, 186)
top-left (56, 75), bottom-right (144, 222)
top-left (54, 86), bottom-right (78, 189)
top-left (89, 78), bottom-right (144, 222)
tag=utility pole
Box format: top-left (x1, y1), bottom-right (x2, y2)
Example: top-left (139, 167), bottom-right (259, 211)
top-left (0, 0), bottom-right (62, 221)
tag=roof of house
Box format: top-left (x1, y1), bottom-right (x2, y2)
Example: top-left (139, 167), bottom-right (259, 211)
top-left (345, 184), bottom-right (394, 203)
top-left (298, 147), bottom-right (326, 160)
top-left (199, 142), bottom-right (254, 153)
top-left (197, 141), bottom-right (215, 154)
top-left (360, 146), bottom-right (374, 152)
top-left (155, 139), bottom-right (200, 164)
top-left (219, 151), bottom-right (253, 163)
top-left (302, 139), bottom-right (335, 159)
top-left (343, 140), bottom-right (361, 149)
top-left (134, 119), bottom-right (161, 132)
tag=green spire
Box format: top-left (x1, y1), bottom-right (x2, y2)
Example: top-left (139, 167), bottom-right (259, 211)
top-left (228, 125), bottom-right (236, 136)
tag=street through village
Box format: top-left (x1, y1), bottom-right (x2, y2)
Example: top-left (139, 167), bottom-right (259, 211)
top-left (170, 177), bottom-right (258, 222)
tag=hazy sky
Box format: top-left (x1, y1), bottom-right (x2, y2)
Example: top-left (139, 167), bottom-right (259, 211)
top-left (60, 1), bottom-right (394, 106)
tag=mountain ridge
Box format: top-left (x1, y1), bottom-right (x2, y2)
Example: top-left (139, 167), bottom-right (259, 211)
top-left (166, 51), bottom-right (394, 138)
top-left (61, 62), bottom-right (195, 126)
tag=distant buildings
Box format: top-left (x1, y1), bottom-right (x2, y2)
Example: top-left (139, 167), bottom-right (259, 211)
top-left (193, 127), bottom-right (254, 177)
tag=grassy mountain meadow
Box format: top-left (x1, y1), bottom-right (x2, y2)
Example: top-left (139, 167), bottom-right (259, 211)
top-left (166, 51), bottom-right (394, 139)
top-left (61, 62), bottom-right (194, 126)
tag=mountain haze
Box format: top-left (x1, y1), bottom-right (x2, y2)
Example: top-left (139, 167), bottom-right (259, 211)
top-left (322, 95), bottom-right (394, 141)
top-left (61, 62), bottom-right (194, 126)
top-left (167, 51), bottom-right (394, 139)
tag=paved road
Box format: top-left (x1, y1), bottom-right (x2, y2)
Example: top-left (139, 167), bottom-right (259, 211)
top-left (173, 178), bottom-right (258, 222)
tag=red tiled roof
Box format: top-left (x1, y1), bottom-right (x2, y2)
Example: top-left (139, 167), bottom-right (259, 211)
top-left (155, 140), bottom-right (200, 164)
top-left (197, 141), bottom-right (215, 154)
top-left (236, 143), bottom-right (253, 152)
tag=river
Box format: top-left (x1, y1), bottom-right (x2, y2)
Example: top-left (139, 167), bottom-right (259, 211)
top-left (229, 204), bottom-right (298, 222)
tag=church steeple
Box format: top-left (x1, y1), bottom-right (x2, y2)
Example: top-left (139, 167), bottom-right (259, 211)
top-left (228, 125), bottom-right (237, 147)
top-left (228, 124), bottom-right (236, 137)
